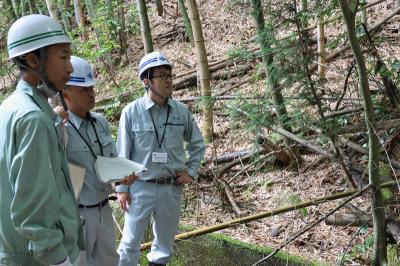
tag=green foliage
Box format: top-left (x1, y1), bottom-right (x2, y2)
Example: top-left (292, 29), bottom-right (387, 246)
top-left (388, 244), bottom-right (400, 266)
top-left (380, 188), bottom-right (394, 202)
top-left (226, 46), bottom-right (255, 62)
top-left (126, 3), bottom-right (140, 35)
top-left (287, 194), bottom-right (308, 217)
top-left (338, 228), bottom-right (373, 265)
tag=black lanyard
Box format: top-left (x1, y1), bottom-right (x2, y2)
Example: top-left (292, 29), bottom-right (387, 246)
top-left (149, 105), bottom-right (170, 149)
top-left (68, 117), bottom-right (104, 159)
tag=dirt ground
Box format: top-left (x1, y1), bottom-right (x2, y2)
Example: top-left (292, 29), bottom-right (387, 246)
top-left (102, 1), bottom-right (400, 265)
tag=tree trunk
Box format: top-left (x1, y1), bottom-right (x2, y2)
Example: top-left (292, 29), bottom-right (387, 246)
top-left (177, 0), bottom-right (194, 45)
top-left (361, 0), bottom-right (368, 26)
top-left (46, 0), bottom-right (59, 20)
top-left (5, 0), bottom-right (17, 21)
top-left (28, 0), bottom-right (37, 13)
top-left (84, 0), bottom-right (114, 69)
top-left (58, 0), bottom-right (72, 32)
top-left (137, 0), bottom-right (153, 53)
top-left (185, 0), bottom-right (213, 143)
top-left (20, 0), bottom-right (29, 15)
top-left (338, 1), bottom-right (387, 265)
top-left (117, 0), bottom-right (128, 59)
top-left (155, 0), bottom-right (163, 16)
top-left (11, 0), bottom-right (21, 18)
top-left (73, 0), bottom-right (86, 27)
top-left (250, 0), bottom-right (291, 134)
top-left (317, 17), bottom-right (326, 78)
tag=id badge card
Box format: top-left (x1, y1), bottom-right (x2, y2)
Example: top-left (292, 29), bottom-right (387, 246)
top-left (152, 152), bottom-right (168, 163)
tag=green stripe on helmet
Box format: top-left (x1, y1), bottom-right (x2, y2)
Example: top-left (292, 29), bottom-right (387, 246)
top-left (8, 30), bottom-right (67, 50)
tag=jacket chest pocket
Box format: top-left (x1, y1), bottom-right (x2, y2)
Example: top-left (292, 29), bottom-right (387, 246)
top-left (132, 123), bottom-right (154, 151)
top-left (165, 123), bottom-right (185, 149)
top-left (99, 135), bottom-right (115, 157)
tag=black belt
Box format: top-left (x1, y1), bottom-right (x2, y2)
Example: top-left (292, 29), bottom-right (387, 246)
top-left (78, 198), bottom-right (109, 208)
top-left (144, 177), bottom-right (178, 185)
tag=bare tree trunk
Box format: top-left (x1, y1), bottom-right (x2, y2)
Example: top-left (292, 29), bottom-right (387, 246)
top-left (58, 0), bottom-right (72, 32)
top-left (361, 0), bottom-right (368, 26)
top-left (137, 0), bottom-right (153, 53)
top-left (117, 0), bottom-right (128, 60)
top-left (11, 0), bottom-right (21, 18)
top-left (317, 17), bottom-right (326, 78)
top-left (250, 0), bottom-right (291, 133)
top-left (185, 0), bottom-right (213, 143)
top-left (155, 0), bottom-right (163, 16)
top-left (20, 0), bottom-right (29, 15)
top-left (73, 0), bottom-right (86, 27)
top-left (46, 0), bottom-right (59, 20)
top-left (28, 0), bottom-right (37, 13)
top-left (300, 0), bottom-right (307, 11)
top-left (73, 0), bottom-right (87, 40)
top-left (338, 1), bottom-right (387, 265)
top-left (177, 0), bottom-right (194, 45)
top-left (84, 0), bottom-right (114, 70)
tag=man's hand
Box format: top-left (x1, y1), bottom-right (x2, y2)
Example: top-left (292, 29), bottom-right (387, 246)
top-left (175, 170), bottom-right (193, 185)
top-left (119, 173), bottom-right (138, 185)
top-left (117, 192), bottom-right (131, 212)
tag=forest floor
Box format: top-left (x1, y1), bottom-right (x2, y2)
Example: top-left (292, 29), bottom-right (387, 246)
top-left (2, 0), bottom-right (400, 265)
top-left (97, 1), bottom-right (400, 265)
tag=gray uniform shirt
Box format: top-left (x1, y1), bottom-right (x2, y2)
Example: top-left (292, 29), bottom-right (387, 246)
top-left (65, 111), bottom-right (116, 205)
top-left (116, 93), bottom-right (205, 192)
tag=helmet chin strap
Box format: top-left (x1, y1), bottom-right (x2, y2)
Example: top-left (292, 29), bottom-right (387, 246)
top-left (37, 55), bottom-right (69, 111)
top-left (146, 85), bottom-right (170, 105)
top-left (36, 47), bottom-right (59, 98)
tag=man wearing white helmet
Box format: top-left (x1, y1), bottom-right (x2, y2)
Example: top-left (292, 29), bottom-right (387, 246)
top-left (61, 56), bottom-right (136, 266)
top-left (116, 51), bottom-right (205, 266)
top-left (0, 15), bottom-right (84, 266)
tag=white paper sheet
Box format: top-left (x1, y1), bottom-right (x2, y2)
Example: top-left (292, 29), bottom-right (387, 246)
top-left (95, 156), bottom-right (147, 183)
top-left (68, 162), bottom-right (86, 200)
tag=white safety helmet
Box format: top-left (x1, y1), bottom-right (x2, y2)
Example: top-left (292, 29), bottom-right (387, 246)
top-left (66, 56), bottom-right (96, 87)
top-left (138, 51), bottom-right (172, 80)
top-left (7, 14), bottom-right (71, 59)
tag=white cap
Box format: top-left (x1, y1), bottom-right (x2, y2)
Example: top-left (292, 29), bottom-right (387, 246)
top-left (7, 14), bottom-right (71, 59)
top-left (66, 56), bottom-right (96, 87)
top-left (138, 51), bottom-right (172, 79)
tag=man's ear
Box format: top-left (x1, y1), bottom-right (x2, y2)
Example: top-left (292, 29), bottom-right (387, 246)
top-left (24, 53), bottom-right (39, 70)
top-left (143, 78), bottom-right (150, 87)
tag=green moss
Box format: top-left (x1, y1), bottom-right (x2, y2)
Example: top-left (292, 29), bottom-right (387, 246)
top-left (171, 224), bottom-right (327, 266)
top-left (388, 244), bottom-right (400, 266)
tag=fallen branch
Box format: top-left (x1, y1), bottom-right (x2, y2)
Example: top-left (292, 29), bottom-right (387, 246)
top-left (336, 118), bottom-right (400, 135)
top-left (141, 182), bottom-right (400, 251)
top-left (338, 136), bottom-right (400, 169)
top-left (217, 179), bottom-right (242, 216)
top-left (252, 184), bottom-right (372, 266)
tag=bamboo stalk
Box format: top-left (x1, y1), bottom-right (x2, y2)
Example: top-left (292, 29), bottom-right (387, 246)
top-left (140, 181), bottom-right (397, 250)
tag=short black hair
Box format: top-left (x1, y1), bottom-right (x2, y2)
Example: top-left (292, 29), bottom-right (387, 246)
top-left (140, 68), bottom-right (154, 81)
top-left (13, 49), bottom-right (42, 71)
top-left (140, 65), bottom-right (172, 81)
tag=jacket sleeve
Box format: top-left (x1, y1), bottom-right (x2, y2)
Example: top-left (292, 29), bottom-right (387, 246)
top-left (9, 112), bottom-right (68, 264)
top-left (184, 110), bottom-right (206, 179)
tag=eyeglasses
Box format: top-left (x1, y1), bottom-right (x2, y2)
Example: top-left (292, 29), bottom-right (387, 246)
top-left (152, 74), bottom-right (173, 80)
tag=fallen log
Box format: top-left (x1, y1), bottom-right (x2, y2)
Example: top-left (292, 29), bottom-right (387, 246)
top-left (338, 136), bottom-right (400, 169)
top-left (325, 213), bottom-right (372, 226)
top-left (336, 118), bottom-right (400, 135)
top-left (141, 181), bottom-right (400, 251)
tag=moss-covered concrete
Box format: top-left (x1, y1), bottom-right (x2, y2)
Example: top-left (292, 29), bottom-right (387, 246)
top-left (140, 224), bottom-right (327, 266)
